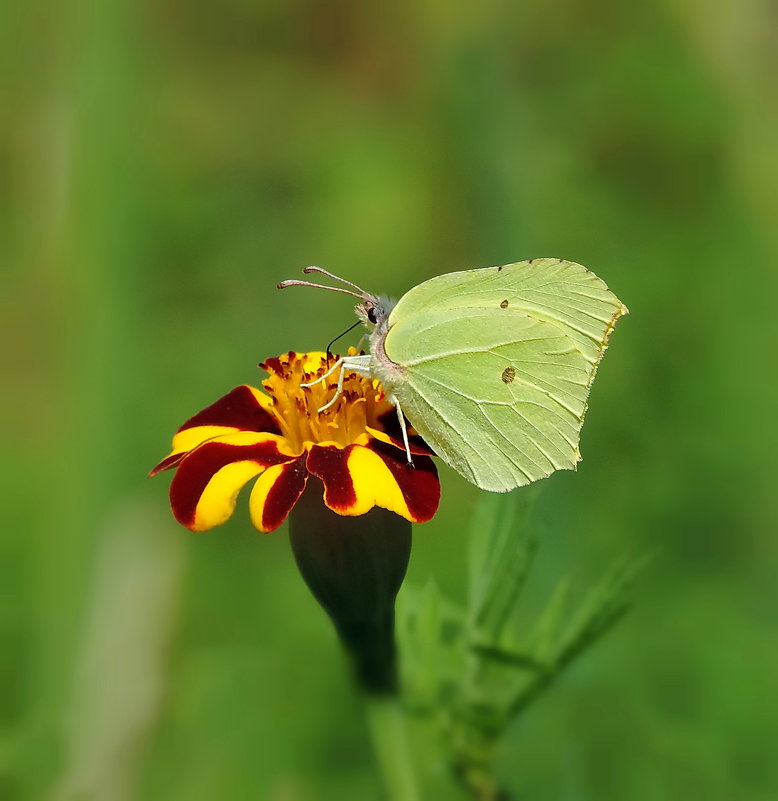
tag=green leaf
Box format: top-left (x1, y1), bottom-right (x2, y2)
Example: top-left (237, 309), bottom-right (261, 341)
top-left (467, 489), bottom-right (540, 644)
top-left (398, 579), bottom-right (467, 712)
top-left (554, 554), bottom-right (649, 670)
top-left (468, 642), bottom-right (546, 673)
top-left (526, 577), bottom-right (573, 668)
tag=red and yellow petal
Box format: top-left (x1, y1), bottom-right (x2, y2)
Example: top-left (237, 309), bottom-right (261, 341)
top-left (306, 441), bottom-right (439, 523)
top-left (150, 386), bottom-right (280, 476)
top-left (179, 385), bottom-right (277, 434)
top-left (249, 456), bottom-right (308, 533)
top-left (169, 433), bottom-right (297, 531)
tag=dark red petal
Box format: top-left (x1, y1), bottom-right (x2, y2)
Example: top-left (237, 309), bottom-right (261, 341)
top-left (369, 440), bottom-right (440, 523)
top-left (170, 439), bottom-right (294, 528)
top-left (305, 445), bottom-right (357, 513)
top-left (177, 385), bottom-right (280, 435)
top-left (255, 456), bottom-right (309, 533)
top-left (148, 451), bottom-right (185, 477)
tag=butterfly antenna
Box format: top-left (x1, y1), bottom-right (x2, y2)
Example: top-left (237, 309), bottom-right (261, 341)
top-left (302, 266), bottom-right (367, 295)
top-left (276, 278), bottom-right (364, 300)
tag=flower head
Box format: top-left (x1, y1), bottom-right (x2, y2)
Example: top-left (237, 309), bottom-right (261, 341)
top-left (150, 351), bottom-right (440, 533)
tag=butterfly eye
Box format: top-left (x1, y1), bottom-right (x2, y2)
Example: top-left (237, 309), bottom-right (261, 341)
top-left (367, 307), bottom-right (378, 324)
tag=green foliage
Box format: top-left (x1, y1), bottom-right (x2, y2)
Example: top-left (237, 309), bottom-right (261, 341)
top-left (399, 493), bottom-right (646, 797)
top-left (469, 488), bottom-right (539, 642)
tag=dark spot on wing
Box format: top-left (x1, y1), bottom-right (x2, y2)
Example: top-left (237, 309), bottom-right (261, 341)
top-left (500, 299), bottom-right (509, 309)
top-left (497, 265), bottom-right (503, 271)
top-left (502, 367), bottom-right (516, 384)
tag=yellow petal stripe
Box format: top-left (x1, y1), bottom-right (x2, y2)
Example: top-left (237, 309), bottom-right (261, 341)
top-left (192, 460), bottom-right (266, 532)
top-left (249, 463), bottom-right (289, 533)
top-left (170, 425), bottom-right (242, 456)
top-left (345, 446), bottom-right (412, 519)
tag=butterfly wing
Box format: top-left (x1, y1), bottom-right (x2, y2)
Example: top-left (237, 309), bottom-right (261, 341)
top-left (381, 259), bottom-right (627, 492)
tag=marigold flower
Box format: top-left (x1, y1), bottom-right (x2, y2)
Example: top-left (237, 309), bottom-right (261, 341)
top-left (150, 351), bottom-right (440, 533)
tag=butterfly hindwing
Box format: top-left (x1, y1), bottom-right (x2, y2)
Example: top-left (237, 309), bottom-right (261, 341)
top-left (386, 309), bottom-right (590, 491)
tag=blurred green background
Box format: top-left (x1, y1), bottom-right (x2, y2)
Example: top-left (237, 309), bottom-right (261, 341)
top-left (3, 0), bottom-right (777, 798)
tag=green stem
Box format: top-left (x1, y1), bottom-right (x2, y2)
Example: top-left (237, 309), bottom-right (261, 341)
top-left (364, 695), bottom-right (420, 801)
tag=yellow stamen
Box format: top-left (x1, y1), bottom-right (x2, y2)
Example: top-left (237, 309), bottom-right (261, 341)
top-left (261, 352), bottom-right (392, 452)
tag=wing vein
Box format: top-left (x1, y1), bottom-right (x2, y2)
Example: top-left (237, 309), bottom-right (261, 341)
top-left (404, 382), bottom-right (503, 487)
top-left (480, 405), bottom-right (556, 474)
top-left (404, 336), bottom-right (557, 366)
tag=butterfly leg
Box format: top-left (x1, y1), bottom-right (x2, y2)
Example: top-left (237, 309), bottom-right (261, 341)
top-left (300, 357), bottom-right (343, 389)
top-left (318, 355), bottom-right (375, 411)
top-left (302, 355), bottom-right (375, 413)
top-left (317, 362), bottom-right (348, 413)
top-left (389, 396), bottom-right (414, 468)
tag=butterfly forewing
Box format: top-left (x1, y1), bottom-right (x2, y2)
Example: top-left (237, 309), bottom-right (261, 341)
top-left (387, 259), bottom-right (626, 364)
top-left (381, 259), bottom-right (627, 492)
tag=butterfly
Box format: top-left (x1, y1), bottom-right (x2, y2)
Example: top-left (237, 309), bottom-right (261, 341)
top-left (278, 259), bottom-right (627, 492)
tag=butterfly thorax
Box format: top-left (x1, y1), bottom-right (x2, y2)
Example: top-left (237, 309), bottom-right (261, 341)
top-left (355, 294), bottom-right (405, 394)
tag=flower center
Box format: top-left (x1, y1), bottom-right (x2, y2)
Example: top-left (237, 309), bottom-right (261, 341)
top-left (260, 351), bottom-right (391, 453)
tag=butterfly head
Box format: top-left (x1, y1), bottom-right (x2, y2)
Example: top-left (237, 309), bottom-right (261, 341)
top-left (355, 294), bottom-right (395, 332)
